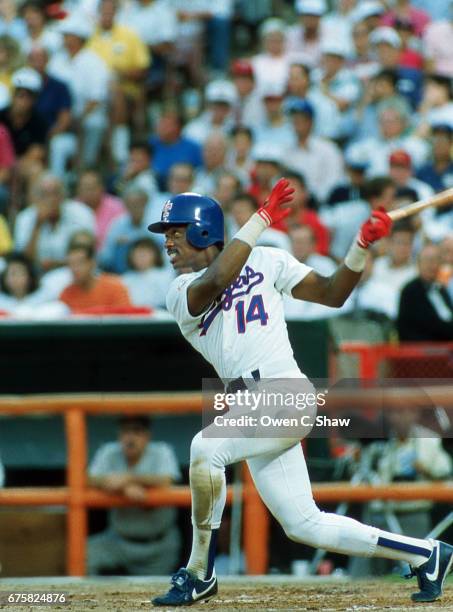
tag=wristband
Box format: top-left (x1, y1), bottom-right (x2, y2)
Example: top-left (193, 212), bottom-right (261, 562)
top-left (234, 212), bottom-right (268, 248)
top-left (344, 239), bottom-right (368, 273)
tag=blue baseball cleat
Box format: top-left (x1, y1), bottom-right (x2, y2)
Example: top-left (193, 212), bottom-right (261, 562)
top-left (407, 539), bottom-right (453, 602)
top-left (152, 567), bottom-right (218, 606)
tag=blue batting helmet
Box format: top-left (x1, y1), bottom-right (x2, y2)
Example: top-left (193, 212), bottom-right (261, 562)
top-left (148, 192), bottom-right (224, 249)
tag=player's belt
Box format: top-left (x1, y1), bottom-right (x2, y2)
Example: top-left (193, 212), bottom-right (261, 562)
top-left (226, 369), bottom-right (261, 394)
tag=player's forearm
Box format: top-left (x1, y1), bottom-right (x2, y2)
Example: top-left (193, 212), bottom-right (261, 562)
top-left (321, 263), bottom-right (362, 307)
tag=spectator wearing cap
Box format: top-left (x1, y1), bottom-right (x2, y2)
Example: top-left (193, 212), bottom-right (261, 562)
top-left (88, 415), bottom-right (181, 575)
top-left (27, 46), bottom-right (73, 179)
top-left (14, 173), bottom-right (95, 272)
top-left (326, 148), bottom-right (368, 207)
top-left (192, 132), bottom-right (229, 197)
top-left (227, 192), bottom-right (291, 251)
top-left (423, 5), bottom-right (453, 78)
top-left (99, 186), bottom-right (151, 274)
top-left (48, 13), bottom-right (110, 168)
top-left (118, 0), bottom-right (177, 93)
top-left (253, 81), bottom-right (296, 149)
top-left (183, 79), bottom-right (237, 145)
top-left (286, 0), bottom-right (328, 68)
top-left (312, 38), bottom-right (361, 139)
top-left (346, 102), bottom-right (429, 176)
top-left (247, 144), bottom-right (283, 207)
top-left (416, 75), bottom-right (453, 140)
top-left (394, 18), bottom-right (424, 70)
top-left (88, 0), bottom-right (150, 166)
top-left (115, 140), bottom-right (158, 204)
top-left (20, 0), bottom-right (62, 56)
top-left (122, 237), bottom-right (173, 309)
top-left (230, 59), bottom-right (265, 128)
top-left (278, 170), bottom-right (330, 255)
top-left (388, 149), bottom-right (434, 202)
top-left (354, 69), bottom-right (411, 142)
top-left (76, 170), bottom-right (126, 251)
top-left (397, 244), bottom-right (453, 341)
top-left (370, 26), bottom-right (423, 109)
top-left (417, 124), bottom-right (453, 193)
top-left (350, 1), bottom-right (385, 32)
top-left (0, 67), bottom-right (48, 181)
top-left (285, 98), bottom-right (344, 202)
top-left (381, 0), bottom-right (430, 38)
top-left (60, 242), bottom-right (132, 313)
top-left (150, 109), bottom-right (202, 192)
top-left (226, 125), bottom-right (254, 185)
top-left (251, 18), bottom-right (290, 94)
top-left (285, 61), bottom-right (341, 139)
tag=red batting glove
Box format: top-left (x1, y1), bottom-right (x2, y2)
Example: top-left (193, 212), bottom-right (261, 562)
top-left (357, 207), bottom-right (392, 248)
top-left (257, 178), bottom-right (295, 226)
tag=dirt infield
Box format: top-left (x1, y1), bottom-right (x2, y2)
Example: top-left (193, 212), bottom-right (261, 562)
top-left (1, 577), bottom-right (452, 612)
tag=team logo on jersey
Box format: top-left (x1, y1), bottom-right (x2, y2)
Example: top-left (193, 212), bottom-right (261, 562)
top-left (162, 200), bottom-right (173, 221)
top-left (198, 266), bottom-right (264, 336)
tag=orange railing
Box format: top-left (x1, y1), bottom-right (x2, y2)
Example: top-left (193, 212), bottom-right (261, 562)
top-left (0, 393), bottom-right (270, 576)
top-left (341, 342), bottom-right (453, 379)
top-left (1, 393), bottom-right (453, 576)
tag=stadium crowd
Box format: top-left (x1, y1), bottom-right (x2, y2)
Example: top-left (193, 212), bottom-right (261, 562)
top-left (0, 0), bottom-right (451, 341)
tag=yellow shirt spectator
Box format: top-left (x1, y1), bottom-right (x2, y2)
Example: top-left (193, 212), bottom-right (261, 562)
top-left (88, 24), bottom-right (150, 97)
top-left (0, 214), bottom-right (12, 255)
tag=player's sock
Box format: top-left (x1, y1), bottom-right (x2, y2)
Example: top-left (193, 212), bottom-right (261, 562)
top-left (187, 527), bottom-right (218, 579)
top-left (373, 530), bottom-right (433, 568)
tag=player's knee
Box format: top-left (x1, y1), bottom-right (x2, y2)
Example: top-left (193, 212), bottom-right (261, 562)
top-left (280, 502), bottom-right (324, 544)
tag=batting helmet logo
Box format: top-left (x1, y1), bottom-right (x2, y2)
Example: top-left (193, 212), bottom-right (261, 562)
top-left (162, 200), bottom-right (173, 222)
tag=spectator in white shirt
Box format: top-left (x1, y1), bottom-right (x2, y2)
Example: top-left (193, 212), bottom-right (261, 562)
top-left (14, 173), bottom-right (95, 271)
top-left (312, 38), bottom-right (362, 138)
top-left (226, 125), bottom-right (254, 186)
top-left (346, 101), bottom-right (430, 176)
top-left (192, 131), bottom-right (229, 196)
top-left (285, 98), bottom-right (345, 202)
top-left (230, 59), bottom-right (265, 129)
top-left (183, 79), bottom-right (237, 145)
top-left (253, 81), bottom-right (296, 149)
top-left (122, 237), bottom-right (174, 310)
top-left (284, 224), bottom-right (346, 320)
top-left (361, 219), bottom-right (417, 319)
top-left (251, 18), bottom-right (289, 94)
top-left (20, 0), bottom-right (62, 56)
top-left (48, 13), bottom-right (110, 167)
top-left (286, 0), bottom-right (328, 67)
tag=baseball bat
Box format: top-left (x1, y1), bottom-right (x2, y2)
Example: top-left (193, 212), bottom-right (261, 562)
top-left (388, 187), bottom-right (453, 221)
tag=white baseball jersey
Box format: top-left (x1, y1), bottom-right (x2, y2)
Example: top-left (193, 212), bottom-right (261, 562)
top-left (166, 247), bottom-right (313, 380)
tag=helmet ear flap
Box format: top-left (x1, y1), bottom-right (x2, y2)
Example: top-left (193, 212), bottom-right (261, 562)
top-left (186, 222), bottom-right (211, 249)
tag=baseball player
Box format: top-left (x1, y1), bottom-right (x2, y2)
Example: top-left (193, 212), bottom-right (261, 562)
top-left (149, 180), bottom-right (453, 606)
